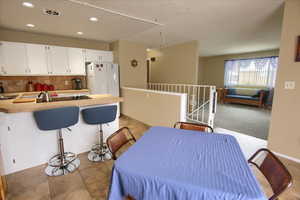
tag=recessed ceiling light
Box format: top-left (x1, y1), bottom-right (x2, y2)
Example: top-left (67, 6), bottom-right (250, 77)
top-left (89, 17), bottom-right (98, 22)
top-left (22, 2), bottom-right (34, 8)
top-left (146, 48), bottom-right (151, 52)
top-left (77, 32), bottom-right (83, 35)
top-left (26, 24), bottom-right (35, 28)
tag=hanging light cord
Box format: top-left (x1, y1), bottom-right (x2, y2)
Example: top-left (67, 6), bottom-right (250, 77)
top-left (66, 0), bottom-right (164, 26)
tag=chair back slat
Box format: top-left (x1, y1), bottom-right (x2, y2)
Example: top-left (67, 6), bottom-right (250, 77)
top-left (107, 127), bottom-right (136, 160)
top-left (174, 122), bottom-right (214, 133)
top-left (248, 149), bottom-right (292, 200)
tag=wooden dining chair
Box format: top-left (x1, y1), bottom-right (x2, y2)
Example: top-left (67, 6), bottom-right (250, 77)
top-left (248, 148), bottom-right (292, 200)
top-left (174, 122), bottom-right (214, 133)
top-left (107, 127), bottom-right (136, 160)
top-left (124, 195), bottom-right (135, 200)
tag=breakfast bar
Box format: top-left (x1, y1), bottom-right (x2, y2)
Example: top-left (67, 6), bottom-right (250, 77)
top-left (0, 90), bottom-right (123, 174)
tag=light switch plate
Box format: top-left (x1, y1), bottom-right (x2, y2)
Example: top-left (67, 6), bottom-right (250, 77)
top-left (284, 81), bottom-right (295, 90)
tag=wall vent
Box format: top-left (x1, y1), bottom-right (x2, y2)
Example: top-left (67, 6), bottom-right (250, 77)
top-left (43, 9), bottom-right (61, 16)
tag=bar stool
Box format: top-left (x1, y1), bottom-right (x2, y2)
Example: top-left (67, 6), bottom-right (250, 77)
top-left (34, 106), bottom-right (80, 176)
top-left (82, 105), bottom-right (117, 162)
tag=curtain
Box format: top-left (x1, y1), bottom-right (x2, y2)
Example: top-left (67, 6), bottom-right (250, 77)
top-left (224, 57), bottom-right (278, 88)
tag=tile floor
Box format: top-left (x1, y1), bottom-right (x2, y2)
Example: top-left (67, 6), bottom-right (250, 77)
top-left (5, 116), bottom-right (300, 200)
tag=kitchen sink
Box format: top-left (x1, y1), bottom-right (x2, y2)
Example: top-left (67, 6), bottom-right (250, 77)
top-left (0, 95), bottom-right (18, 100)
top-left (36, 95), bottom-right (92, 103)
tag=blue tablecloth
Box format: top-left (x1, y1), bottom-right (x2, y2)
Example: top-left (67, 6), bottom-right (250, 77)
top-left (108, 127), bottom-right (266, 200)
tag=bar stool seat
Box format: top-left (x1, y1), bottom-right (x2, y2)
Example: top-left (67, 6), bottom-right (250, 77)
top-left (82, 105), bottom-right (117, 162)
top-left (34, 106), bottom-right (80, 176)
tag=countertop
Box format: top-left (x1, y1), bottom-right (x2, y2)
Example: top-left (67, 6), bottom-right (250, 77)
top-left (0, 89), bottom-right (123, 113)
top-left (2, 89), bottom-right (90, 96)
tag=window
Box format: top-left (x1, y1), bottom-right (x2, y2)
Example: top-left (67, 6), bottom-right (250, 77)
top-left (224, 56), bottom-right (278, 88)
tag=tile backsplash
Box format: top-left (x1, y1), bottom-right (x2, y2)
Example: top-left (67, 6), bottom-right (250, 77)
top-left (0, 76), bottom-right (86, 93)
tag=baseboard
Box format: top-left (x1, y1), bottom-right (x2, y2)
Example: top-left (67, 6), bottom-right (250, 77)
top-left (274, 152), bottom-right (300, 164)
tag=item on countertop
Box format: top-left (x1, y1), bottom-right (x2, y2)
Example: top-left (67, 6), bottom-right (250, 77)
top-left (0, 82), bottom-right (4, 93)
top-left (26, 81), bottom-right (34, 92)
top-left (72, 78), bottom-right (83, 90)
top-left (50, 92), bottom-right (58, 97)
top-left (38, 91), bottom-right (50, 102)
top-left (34, 83), bottom-right (42, 91)
top-left (13, 98), bottom-right (36, 104)
top-left (48, 85), bottom-right (55, 91)
top-left (41, 84), bottom-right (49, 91)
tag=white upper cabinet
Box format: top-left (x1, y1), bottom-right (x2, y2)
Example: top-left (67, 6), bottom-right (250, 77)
top-left (85, 49), bottom-right (113, 63)
top-left (47, 45), bottom-right (69, 75)
top-left (26, 44), bottom-right (48, 75)
top-left (101, 51), bottom-right (113, 62)
top-left (0, 41), bottom-right (28, 75)
top-left (85, 49), bottom-right (101, 63)
top-left (0, 41), bottom-right (111, 76)
top-left (0, 44), bottom-right (4, 76)
top-left (68, 48), bottom-right (85, 75)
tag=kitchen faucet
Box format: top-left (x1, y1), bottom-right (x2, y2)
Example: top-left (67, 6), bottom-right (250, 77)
top-left (38, 91), bottom-right (50, 102)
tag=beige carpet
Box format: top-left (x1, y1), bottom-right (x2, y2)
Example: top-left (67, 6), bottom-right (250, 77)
top-left (215, 103), bottom-right (271, 140)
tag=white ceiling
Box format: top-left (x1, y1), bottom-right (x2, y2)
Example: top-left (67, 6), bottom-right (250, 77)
top-left (0, 0), bottom-right (284, 56)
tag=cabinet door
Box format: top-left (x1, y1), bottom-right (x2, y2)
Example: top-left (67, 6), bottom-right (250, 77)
top-left (26, 44), bottom-right (48, 75)
top-left (85, 49), bottom-right (101, 63)
top-left (48, 46), bottom-right (69, 75)
top-left (101, 51), bottom-right (113, 62)
top-left (68, 48), bottom-right (85, 75)
top-left (0, 45), bottom-right (4, 76)
top-left (0, 42), bottom-right (28, 75)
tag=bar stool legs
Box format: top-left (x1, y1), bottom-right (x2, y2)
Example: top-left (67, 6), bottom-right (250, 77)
top-left (88, 124), bottom-right (112, 162)
top-left (81, 105), bottom-right (117, 162)
top-left (45, 129), bottom-right (80, 176)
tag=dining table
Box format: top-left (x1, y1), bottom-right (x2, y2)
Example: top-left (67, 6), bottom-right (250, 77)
top-left (108, 126), bottom-right (267, 200)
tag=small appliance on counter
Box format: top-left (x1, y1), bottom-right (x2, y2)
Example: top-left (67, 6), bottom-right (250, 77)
top-left (0, 82), bottom-right (4, 93)
top-left (72, 78), bottom-right (83, 90)
top-left (26, 81), bottom-right (34, 92)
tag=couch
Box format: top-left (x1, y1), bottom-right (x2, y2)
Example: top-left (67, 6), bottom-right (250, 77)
top-left (223, 88), bottom-right (266, 107)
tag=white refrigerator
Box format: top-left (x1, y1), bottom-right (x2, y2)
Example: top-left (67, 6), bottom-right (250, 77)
top-left (86, 62), bottom-right (120, 97)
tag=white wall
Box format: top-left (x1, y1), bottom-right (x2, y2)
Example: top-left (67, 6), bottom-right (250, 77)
top-left (121, 87), bottom-right (187, 127)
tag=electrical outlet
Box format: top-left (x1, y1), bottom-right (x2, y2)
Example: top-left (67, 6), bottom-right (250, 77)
top-left (284, 81), bottom-right (295, 90)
